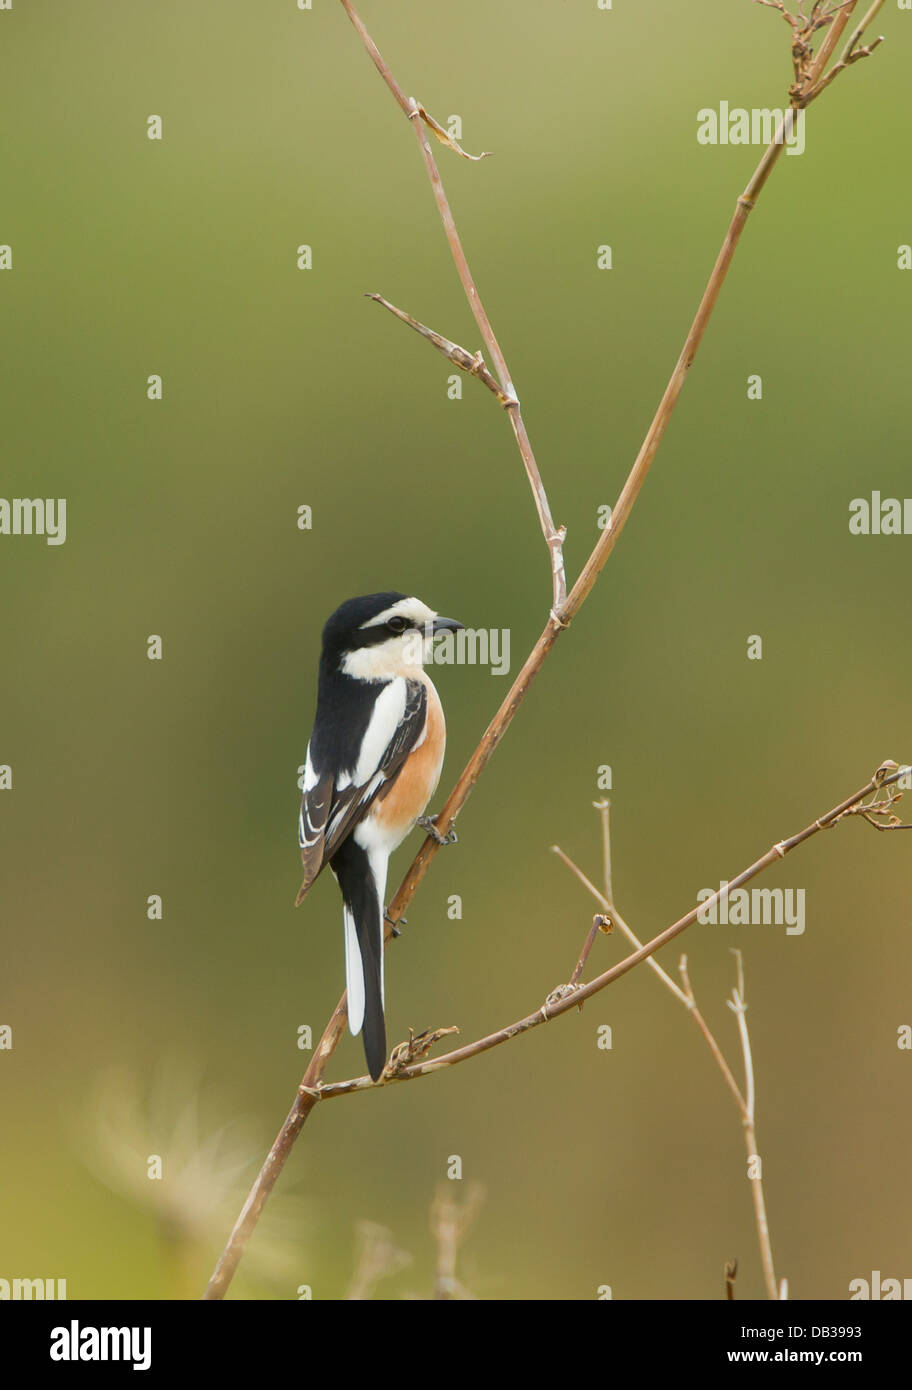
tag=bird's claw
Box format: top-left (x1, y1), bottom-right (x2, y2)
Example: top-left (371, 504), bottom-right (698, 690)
top-left (417, 813), bottom-right (458, 846)
top-left (384, 908), bottom-right (407, 936)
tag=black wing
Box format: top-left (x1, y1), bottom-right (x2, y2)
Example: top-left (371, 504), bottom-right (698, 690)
top-left (295, 679), bottom-right (426, 905)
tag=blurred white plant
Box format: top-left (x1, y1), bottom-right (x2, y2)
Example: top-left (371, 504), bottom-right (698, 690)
top-left (76, 1058), bottom-right (312, 1295)
top-left (345, 1221), bottom-right (413, 1300)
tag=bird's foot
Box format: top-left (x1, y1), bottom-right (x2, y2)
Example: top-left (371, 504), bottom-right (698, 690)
top-left (384, 907), bottom-right (407, 936)
top-left (417, 813), bottom-right (458, 846)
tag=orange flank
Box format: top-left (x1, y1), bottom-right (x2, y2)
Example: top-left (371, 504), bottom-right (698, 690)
top-left (369, 679), bottom-right (446, 843)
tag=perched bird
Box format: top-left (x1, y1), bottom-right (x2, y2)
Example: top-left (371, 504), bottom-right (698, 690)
top-left (295, 592), bottom-right (463, 1081)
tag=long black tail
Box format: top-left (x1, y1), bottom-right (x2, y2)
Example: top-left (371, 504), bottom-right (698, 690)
top-left (332, 838), bottom-right (386, 1081)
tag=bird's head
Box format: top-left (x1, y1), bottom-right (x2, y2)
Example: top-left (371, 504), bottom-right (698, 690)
top-left (322, 592), bottom-right (463, 679)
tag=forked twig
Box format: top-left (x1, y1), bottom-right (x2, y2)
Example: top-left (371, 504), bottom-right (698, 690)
top-left (755, 0), bottom-right (885, 105)
top-left (336, 0), bottom-right (566, 610)
top-left (556, 806), bottom-right (780, 1298)
top-left (311, 763), bottom-right (907, 1101)
top-left (365, 294), bottom-right (514, 405)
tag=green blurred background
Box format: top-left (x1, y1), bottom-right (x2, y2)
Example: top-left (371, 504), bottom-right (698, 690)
top-left (2, 0), bottom-right (910, 1301)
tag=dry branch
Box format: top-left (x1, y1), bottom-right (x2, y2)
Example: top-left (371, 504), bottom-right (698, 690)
top-left (313, 763), bottom-right (909, 1099)
top-left (365, 294), bottom-right (512, 404)
top-left (338, 0), bottom-right (566, 610)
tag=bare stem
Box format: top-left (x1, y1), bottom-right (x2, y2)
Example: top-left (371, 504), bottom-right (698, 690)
top-left (366, 294), bottom-right (513, 404)
top-left (568, 914), bottom-right (610, 989)
top-left (839, 0), bottom-right (886, 66)
top-left (560, 132), bottom-right (787, 626)
top-left (551, 844), bottom-right (689, 1005)
top-left (313, 764), bottom-right (906, 1099)
top-left (338, 0), bottom-right (566, 608)
top-left (595, 798), bottom-right (614, 907)
top-left (678, 956), bottom-right (747, 1113)
top-left (725, 1259), bottom-right (738, 1300)
top-left (725, 952), bottom-right (779, 1299)
top-left (555, 811), bottom-right (805, 1300)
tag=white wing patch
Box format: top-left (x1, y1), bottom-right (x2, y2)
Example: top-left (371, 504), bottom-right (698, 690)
top-left (325, 770), bottom-right (384, 847)
top-left (353, 678), bottom-right (408, 784)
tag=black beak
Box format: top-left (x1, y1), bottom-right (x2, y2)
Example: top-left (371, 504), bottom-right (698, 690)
top-left (432, 616), bottom-right (464, 633)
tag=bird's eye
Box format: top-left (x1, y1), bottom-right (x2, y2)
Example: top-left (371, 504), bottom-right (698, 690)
top-left (387, 616), bottom-right (409, 633)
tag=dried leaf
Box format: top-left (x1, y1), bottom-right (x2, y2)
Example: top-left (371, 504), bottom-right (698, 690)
top-left (416, 104), bottom-right (491, 161)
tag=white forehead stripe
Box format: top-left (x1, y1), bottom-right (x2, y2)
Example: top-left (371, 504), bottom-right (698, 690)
top-left (359, 597), bottom-right (436, 630)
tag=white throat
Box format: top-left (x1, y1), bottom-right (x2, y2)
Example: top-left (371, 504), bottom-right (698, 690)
top-left (341, 633), bottom-right (431, 681)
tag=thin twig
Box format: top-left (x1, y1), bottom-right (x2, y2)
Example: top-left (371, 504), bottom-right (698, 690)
top-left (569, 914), bottom-right (612, 990)
top-left (803, 0), bottom-right (885, 104)
top-left (595, 798), bottom-right (614, 907)
top-left (365, 294), bottom-right (513, 404)
top-left (728, 953), bottom-right (756, 1125)
top-left (679, 956), bottom-right (747, 1114)
top-left (311, 764), bottom-right (907, 1099)
top-left (754, 0), bottom-right (885, 106)
top-left (338, 0), bottom-right (566, 609)
top-left (550, 845), bottom-right (690, 1006)
top-left (802, 1), bottom-right (857, 94)
top-left (839, 0), bottom-right (886, 66)
top-left (726, 952), bottom-right (779, 1299)
top-left (556, 820), bottom-right (784, 1298)
top-left (556, 812), bottom-right (793, 1299)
